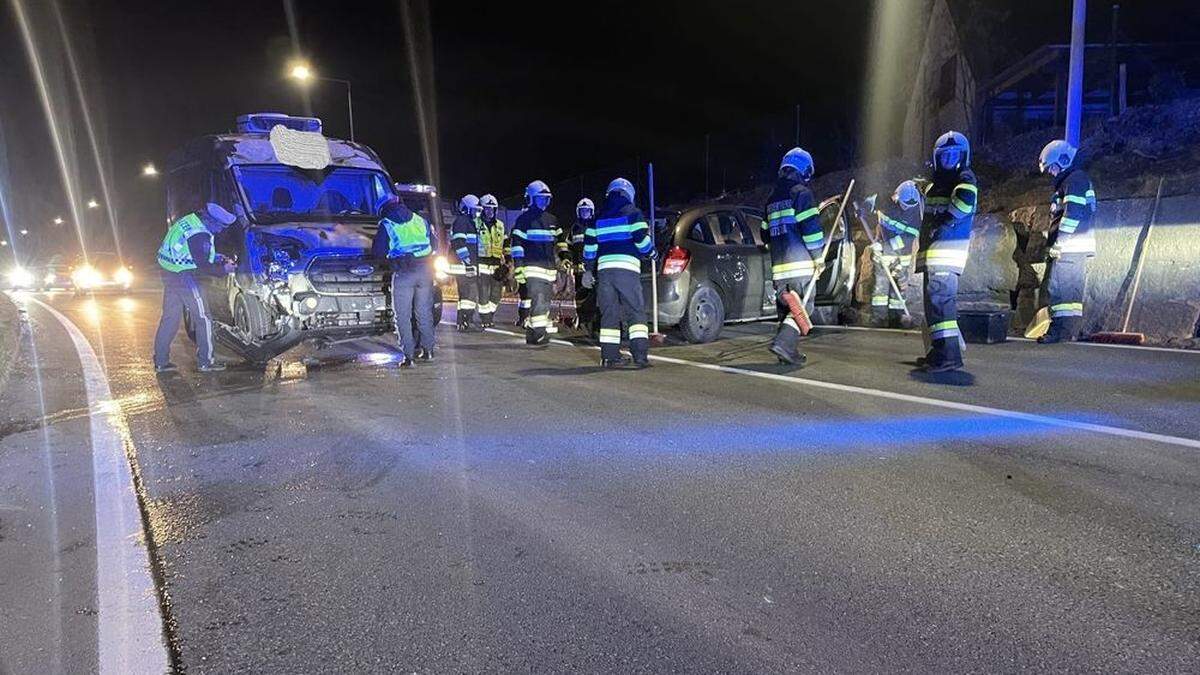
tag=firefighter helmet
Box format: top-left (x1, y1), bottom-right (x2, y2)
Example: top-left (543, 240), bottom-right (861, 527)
top-left (932, 131), bottom-right (970, 171)
top-left (1038, 139), bottom-right (1077, 174)
top-left (893, 180), bottom-right (921, 209)
top-left (606, 177), bottom-right (635, 203)
top-left (779, 147), bottom-right (814, 180)
top-left (459, 194), bottom-right (480, 215)
top-left (576, 197), bottom-right (595, 219)
top-left (524, 180), bottom-right (552, 207)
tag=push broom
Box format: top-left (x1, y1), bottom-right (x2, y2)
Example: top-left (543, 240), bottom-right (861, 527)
top-left (1088, 177), bottom-right (1162, 345)
top-left (782, 179), bottom-right (856, 335)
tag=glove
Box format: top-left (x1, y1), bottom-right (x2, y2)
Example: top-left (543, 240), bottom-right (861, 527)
top-left (812, 258), bottom-right (827, 278)
top-left (581, 269), bottom-right (595, 289)
top-left (557, 257), bottom-right (572, 272)
top-left (1047, 247), bottom-right (1062, 260)
top-left (493, 264), bottom-right (509, 282)
top-left (464, 265), bottom-right (478, 278)
top-left (1050, 200), bottom-right (1063, 216)
top-left (870, 241), bottom-right (884, 258)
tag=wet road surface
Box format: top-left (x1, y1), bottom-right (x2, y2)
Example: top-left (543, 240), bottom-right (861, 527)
top-left (2, 289), bottom-right (1199, 673)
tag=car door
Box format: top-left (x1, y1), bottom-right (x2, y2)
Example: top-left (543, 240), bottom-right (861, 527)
top-left (707, 208), bottom-right (760, 320)
top-left (738, 208), bottom-right (775, 317)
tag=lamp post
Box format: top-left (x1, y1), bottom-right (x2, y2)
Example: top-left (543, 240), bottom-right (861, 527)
top-left (289, 62), bottom-right (355, 141)
top-left (142, 163), bottom-right (158, 177)
top-left (87, 198), bottom-right (99, 209)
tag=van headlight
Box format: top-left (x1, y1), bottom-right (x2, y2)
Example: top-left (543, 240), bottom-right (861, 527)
top-left (7, 266), bottom-right (34, 288)
top-left (434, 255), bottom-right (450, 281)
top-left (72, 264), bottom-right (102, 289)
top-left (113, 266), bottom-right (134, 286)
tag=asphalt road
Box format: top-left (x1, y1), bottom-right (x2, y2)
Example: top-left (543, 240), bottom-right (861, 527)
top-left (2, 289), bottom-right (1199, 673)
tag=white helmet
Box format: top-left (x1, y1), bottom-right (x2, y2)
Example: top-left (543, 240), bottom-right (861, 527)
top-left (205, 202), bottom-right (237, 225)
top-left (932, 131), bottom-right (970, 171)
top-left (524, 180), bottom-right (552, 207)
top-left (576, 198), bottom-right (595, 218)
top-left (606, 177), bottom-right (635, 203)
top-left (479, 194), bottom-right (499, 208)
top-left (779, 147), bottom-right (814, 180)
top-left (459, 194), bottom-right (480, 215)
top-left (893, 180), bottom-right (921, 208)
top-left (1038, 139), bottom-right (1077, 174)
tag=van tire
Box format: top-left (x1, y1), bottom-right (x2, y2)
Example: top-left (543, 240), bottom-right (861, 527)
top-left (234, 292), bottom-right (272, 342)
top-left (679, 284), bottom-right (724, 344)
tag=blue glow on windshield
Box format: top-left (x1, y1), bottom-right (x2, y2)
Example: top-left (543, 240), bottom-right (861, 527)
top-left (234, 165), bottom-right (391, 223)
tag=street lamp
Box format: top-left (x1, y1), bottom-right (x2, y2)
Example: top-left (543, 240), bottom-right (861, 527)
top-left (87, 198), bottom-right (99, 209)
top-left (288, 60), bottom-right (355, 142)
top-left (142, 162), bottom-right (158, 177)
top-left (53, 216), bottom-right (63, 225)
top-left (19, 229), bottom-right (28, 235)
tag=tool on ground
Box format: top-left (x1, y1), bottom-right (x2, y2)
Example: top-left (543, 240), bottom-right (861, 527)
top-left (1089, 176), bottom-right (1162, 345)
top-left (851, 200), bottom-right (912, 320)
top-left (787, 178), bottom-right (855, 335)
top-left (647, 162), bottom-right (667, 346)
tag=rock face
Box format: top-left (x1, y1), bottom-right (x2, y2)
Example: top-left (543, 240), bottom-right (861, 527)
top-left (863, 194), bottom-right (1200, 346)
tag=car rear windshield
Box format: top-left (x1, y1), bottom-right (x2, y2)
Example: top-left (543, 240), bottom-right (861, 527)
top-left (234, 165), bottom-right (393, 225)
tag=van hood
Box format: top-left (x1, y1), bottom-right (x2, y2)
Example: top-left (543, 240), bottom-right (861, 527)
top-left (253, 221), bottom-right (375, 250)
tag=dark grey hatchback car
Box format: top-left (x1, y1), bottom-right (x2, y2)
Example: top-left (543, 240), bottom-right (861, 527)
top-left (578, 197), bottom-right (856, 343)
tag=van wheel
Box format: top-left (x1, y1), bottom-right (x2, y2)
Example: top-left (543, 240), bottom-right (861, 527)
top-left (679, 284), bottom-right (724, 343)
top-left (234, 293), bottom-right (272, 342)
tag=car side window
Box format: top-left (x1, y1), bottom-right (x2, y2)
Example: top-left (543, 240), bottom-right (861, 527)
top-left (683, 215), bottom-right (714, 246)
top-left (713, 211), bottom-right (753, 246)
top-left (741, 211), bottom-right (766, 245)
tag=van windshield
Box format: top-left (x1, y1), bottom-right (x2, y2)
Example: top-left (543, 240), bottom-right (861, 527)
top-left (234, 165), bottom-right (392, 224)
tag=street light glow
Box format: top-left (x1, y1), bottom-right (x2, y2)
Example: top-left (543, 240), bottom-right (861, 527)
top-left (87, 198), bottom-right (99, 209)
top-left (53, 217), bottom-right (63, 225)
top-left (142, 163), bottom-right (158, 176)
top-left (290, 63), bottom-right (312, 82)
top-left (19, 229), bottom-right (28, 235)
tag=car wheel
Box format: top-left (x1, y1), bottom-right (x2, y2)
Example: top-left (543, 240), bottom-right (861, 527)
top-left (679, 284), bottom-right (724, 344)
top-left (234, 292), bottom-right (272, 342)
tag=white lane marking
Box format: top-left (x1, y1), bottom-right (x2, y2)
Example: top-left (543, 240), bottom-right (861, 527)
top-left (483, 327), bottom-right (1200, 451)
top-left (24, 296), bottom-right (169, 674)
top-left (826, 323), bottom-right (1200, 355)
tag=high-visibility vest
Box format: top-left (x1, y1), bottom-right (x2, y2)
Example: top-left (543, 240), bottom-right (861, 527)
top-left (157, 213), bottom-right (214, 273)
top-left (477, 218), bottom-right (506, 259)
top-left (381, 212), bottom-right (432, 259)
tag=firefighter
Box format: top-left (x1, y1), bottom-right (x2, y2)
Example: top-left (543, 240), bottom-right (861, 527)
top-left (476, 194), bottom-right (506, 328)
top-left (583, 178), bottom-right (655, 368)
top-left (762, 147), bottom-right (824, 366)
top-left (510, 180), bottom-right (565, 345)
top-left (571, 197), bottom-right (596, 329)
top-left (869, 180), bottom-right (922, 327)
top-left (152, 202), bottom-right (239, 373)
top-left (1037, 140), bottom-right (1097, 343)
top-left (371, 195), bottom-right (436, 365)
top-left (449, 194), bottom-right (481, 331)
top-left (916, 131), bottom-right (978, 372)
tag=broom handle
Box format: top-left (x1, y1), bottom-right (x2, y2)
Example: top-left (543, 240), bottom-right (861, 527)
top-left (854, 204), bottom-right (912, 318)
top-left (648, 162), bottom-right (660, 334)
top-left (1121, 176), bottom-right (1163, 333)
top-left (800, 179), bottom-right (856, 304)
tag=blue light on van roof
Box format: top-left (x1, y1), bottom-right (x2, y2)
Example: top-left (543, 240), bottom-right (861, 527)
top-left (236, 113), bottom-right (323, 134)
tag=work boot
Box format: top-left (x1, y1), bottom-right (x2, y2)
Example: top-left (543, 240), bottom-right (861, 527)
top-left (769, 344), bottom-right (807, 367)
top-left (154, 362), bottom-right (178, 373)
top-left (480, 319), bottom-right (494, 329)
top-left (601, 356), bottom-right (631, 369)
top-left (415, 347), bottom-right (434, 362)
top-left (400, 357), bottom-right (415, 368)
top-left (924, 360), bottom-right (963, 373)
top-left (456, 317), bottom-right (472, 332)
top-left (197, 362), bottom-right (227, 373)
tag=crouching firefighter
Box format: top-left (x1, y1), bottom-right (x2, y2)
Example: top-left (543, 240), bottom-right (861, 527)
top-left (152, 202), bottom-right (240, 373)
top-left (763, 147), bottom-right (824, 366)
top-left (510, 180), bottom-right (566, 345)
top-left (917, 131), bottom-right (978, 373)
top-left (372, 195), bottom-right (437, 366)
top-left (476, 194), bottom-right (506, 328)
top-left (1037, 140), bottom-right (1097, 343)
top-left (870, 180), bottom-right (922, 327)
top-left (449, 194), bottom-right (482, 331)
top-left (583, 178), bottom-right (655, 368)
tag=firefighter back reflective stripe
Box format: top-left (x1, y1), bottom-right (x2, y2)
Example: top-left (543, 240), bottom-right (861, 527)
top-left (157, 212), bottom-right (213, 272)
top-left (383, 213), bottom-right (432, 258)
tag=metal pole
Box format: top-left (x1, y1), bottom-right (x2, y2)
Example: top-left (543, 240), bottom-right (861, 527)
top-left (1065, 0), bottom-right (1087, 145)
top-left (345, 80), bottom-right (355, 142)
top-left (648, 162), bottom-right (660, 335)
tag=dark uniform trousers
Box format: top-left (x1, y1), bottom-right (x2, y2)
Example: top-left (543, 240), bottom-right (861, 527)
top-left (923, 272), bottom-right (963, 367)
top-left (1041, 253), bottom-right (1088, 340)
top-left (391, 262), bottom-right (435, 357)
top-left (597, 268), bottom-right (649, 362)
top-left (153, 270), bottom-right (216, 369)
top-left (525, 277), bottom-right (552, 343)
top-left (454, 273), bottom-right (478, 326)
top-left (872, 257), bottom-right (911, 324)
top-left (476, 259), bottom-right (502, 325)
top-left (770, 279), bottom-right (814, 356)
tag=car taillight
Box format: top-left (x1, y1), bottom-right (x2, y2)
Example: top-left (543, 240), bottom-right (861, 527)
top-left (661, 246), bottom-right (690, 276)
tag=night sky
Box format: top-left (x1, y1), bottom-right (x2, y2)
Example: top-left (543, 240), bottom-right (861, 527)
top-left (1, 0), bottom-right (1197, 262)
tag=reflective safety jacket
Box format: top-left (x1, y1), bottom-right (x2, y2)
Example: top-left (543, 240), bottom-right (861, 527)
top-left (376, 204), bottom-right (433, 261)
top-left (570, 217), bottom-right (593, 265)
top-left (510, 207), bottom-right (566, 282)
top-left (1049, 167), bottom-right (1097, 256)
top-left (477, 217), bottom-right (506, 260)
top-left (917, 169), bottom-right (977, 275)
top-left (157, 212), bottom-right (215, 273)
top-left (584, 193), bottom-right (653, 273)
top-left (875, 201), bottom-right (921, 260)
top-left (449, 212), bottom-right (480, 274)
top-left (762, 176), bottom-right (824, 284)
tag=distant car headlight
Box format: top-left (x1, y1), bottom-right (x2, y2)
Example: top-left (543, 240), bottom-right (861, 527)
top-left (113, 266), bottom-right (134, 286)
top-left (72, 264), bottom-right (103, 289)
top-left (7, 266), bottom-right (34, 288)
top-left (44, 272), bottom-right (57, 285)
top-left (434, 255), bottom-right (450, 281)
